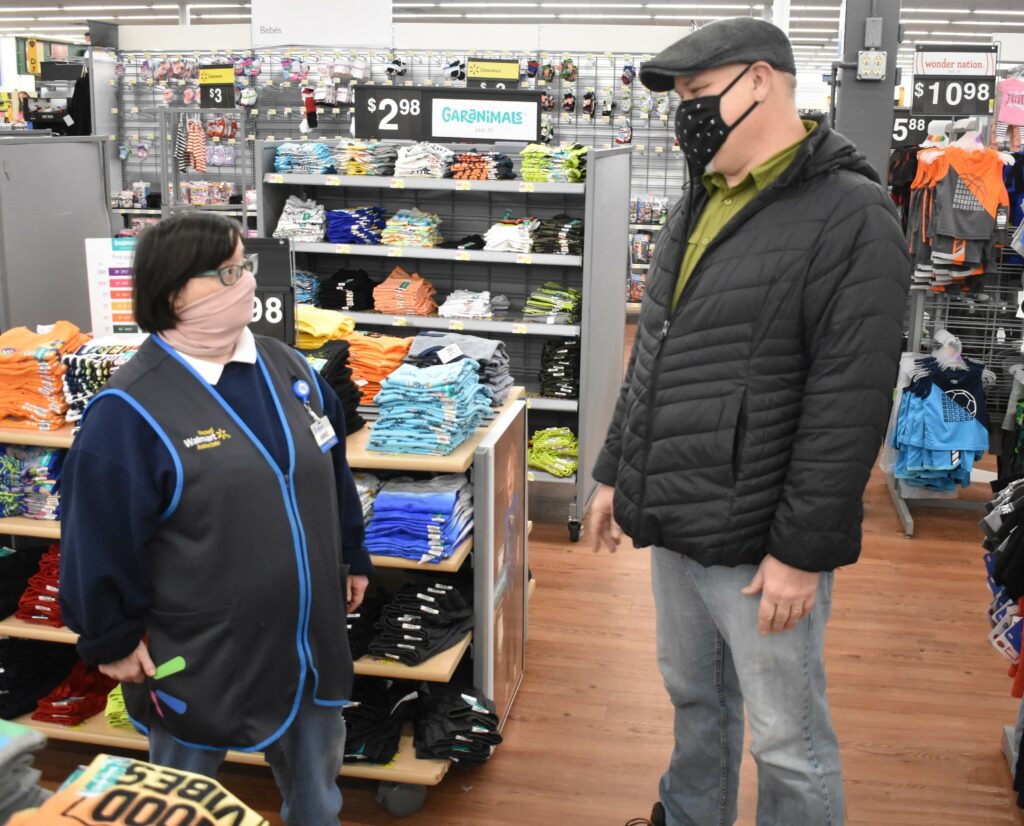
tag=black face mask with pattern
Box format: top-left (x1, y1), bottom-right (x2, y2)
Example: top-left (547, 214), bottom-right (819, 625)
top-left (674, 64), bottom-right (759, 167)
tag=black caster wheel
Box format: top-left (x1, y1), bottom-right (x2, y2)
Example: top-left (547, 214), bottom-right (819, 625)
top-left (375, 781), bottom-right (428, 817)
top-left (568, 520), bottom-right (582, 543)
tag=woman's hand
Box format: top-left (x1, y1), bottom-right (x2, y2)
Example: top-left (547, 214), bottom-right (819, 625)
top-left (99, 640), bottom-right (156, 684)
top-left (347, 575), bottom-right (369, 614)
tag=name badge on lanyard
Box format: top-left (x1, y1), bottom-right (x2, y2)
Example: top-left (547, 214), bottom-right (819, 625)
top-left (292, 379), bottom-right (339, 453)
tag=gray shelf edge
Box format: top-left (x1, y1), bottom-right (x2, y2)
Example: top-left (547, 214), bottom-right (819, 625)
top-left (292, 242), bottom-right (583, 268)
top-left (528, 397), bottom-right (579, 412)
top-left (342, 310), bottom-right (580, 338)
top-left (630, 223), bottom-right (666, 230)
top-left (263, 172), bottom-right (587, 196)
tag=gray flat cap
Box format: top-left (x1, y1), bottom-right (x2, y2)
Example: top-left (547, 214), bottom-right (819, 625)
top-left (640, 18), bottom-right (797, 92)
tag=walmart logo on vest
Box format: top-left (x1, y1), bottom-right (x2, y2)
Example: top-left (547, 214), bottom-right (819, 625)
top-left (183, 427), bottom-right (232, 451)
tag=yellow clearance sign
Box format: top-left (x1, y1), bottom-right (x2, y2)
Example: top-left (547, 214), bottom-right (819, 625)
top-left (467, 59), bottom-right (520, 82)
top-left (199, 66), bottom-right (234, 85)
top-left (25, 39), bottom-right (42, 74)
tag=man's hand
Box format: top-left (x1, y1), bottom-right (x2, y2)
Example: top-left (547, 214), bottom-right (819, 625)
top-left (347, 575), bottom-right (369, 614)
top-left (99, 640), bottom-right (156, 684)
top-left (590, 484), bottom-right (624, 553)
top-left (741, 555), bottom-right (821, 635)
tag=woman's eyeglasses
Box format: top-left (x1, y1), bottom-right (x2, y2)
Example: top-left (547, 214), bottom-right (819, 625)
top-left (196, 253), bottom-right (259, 286)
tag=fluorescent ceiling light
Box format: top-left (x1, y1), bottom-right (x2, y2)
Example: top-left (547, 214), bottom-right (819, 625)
top-left (192, 12), bottom-right (251, 17)
top-left (393, 11), bottom-right (464, 15)
top-left (557, 12), bottom-right (653, 16)
top-left (465, 11), bottom-right (557, 14)
top-left (0, 4), bottom-right (178, 9)
top-left (899, 7), bottom-right (970, 12)
top-left (437, 2), bottom-right (539, 6)
top-left (645, 3), bottom-right (764, 8)
top-left (789, 27), bottom-right (839, 32)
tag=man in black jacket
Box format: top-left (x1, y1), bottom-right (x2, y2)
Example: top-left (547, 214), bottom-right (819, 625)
top-left (592, 18), bottom-right (911, 826)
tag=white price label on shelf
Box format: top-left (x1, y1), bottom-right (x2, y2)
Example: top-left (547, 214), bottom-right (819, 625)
top-left (546, 316), bottom-right (556, 324)
top-left (110, 108), bottom-right (119, 114)
top-left (251, 109), bottom-right (259, 115)
top-left (284, 107), bottom-right (293, 115)
top-left (637, 144), bottom-right (646, 152)
top-left (282, 81), bottom-right (292, 88)
top-left (392, 317), bottom-right (409, 327)
top-left (300, 135), bottom-right (309, 142)
top-left (265, 80), bottom-right (274, 86)
top-left (655, 146), bottom-right (664, 154)
top-left (130, 106), bottom-right (139, 114)
top-left (317, 108), bottom-right (325, 115)
top-left (447, 321), bottom-right (466, 332)
top-left (405, 80), bottom-right (414, 86)
top-left (266, 134), bottom-right (276, 141)
top-left (388, 247), bottom-right (404, 257)
top-left (212, 136), bottom-right (221, 143)
top-left (390, 178), bottom-right (407, 189)
top-left (268, 108), bottom-right (278, 116)
top-left (516, 254), bottom-right (533, 265)
top-left (335, 244), bottom-right (351, 255)
top-left (538, 80), bottom-right (546, 87)
top-left (228, 138), bottom-right (236, 145)
top-left (527, 471), bottom-right (536, 482)
top-left (325, 176), bottom-right (341, 186)
top-left (267, 174), bottom-right (285, 184)
top-left (177, 79), bottom-right (185, 86)
top-left (455, 250), bottom-right (472, 262)
top-left (518, 182), bottom-right (535, 193)
top-left (513, 324), bottom-right (529, 335)
top-left (384, 79), bottom-right (394, 86)
top-left (456, 181), bottom-right (472, 191)
top-left (247, 135), bottom-right (256, 142)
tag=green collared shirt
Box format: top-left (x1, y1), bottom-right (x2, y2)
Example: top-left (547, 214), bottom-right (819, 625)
top-left (671, 120), bottom-right (817, 310)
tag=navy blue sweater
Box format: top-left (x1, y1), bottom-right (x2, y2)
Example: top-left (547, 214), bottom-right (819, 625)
top-left (59, 360), bottom-right (372, 667)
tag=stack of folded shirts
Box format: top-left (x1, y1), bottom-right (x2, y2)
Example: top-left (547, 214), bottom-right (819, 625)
top-left (325, 206), bottom-right (387, 245)
top-left (520, 143), bottom-right (589, 183)
top-left (529, 426), bottom-right (579, 477)
top-left (365, 474), bottom-right (473, 563)
top-left (394, 143), bottom-right (455, 178)
top-left (351, 472), bottom-right (382, 523)
top-left (31, 660), bottom-right (117, 726)
top-left (347, 598), bottom-right (384, 660)
top-left (0, 546), bottom-right (43, 618)
top-left (273, 195), bottom-right (326, 243)
top-left (484, 218), bottom-right (539, 253)
top-left (0, 638), bottom-right (78, 720)
top-left (532, 214), bottom-right (584, 256)
top-left (414, 683), bottom-right (503, 765)
top-left (333, 141), bottom-right (399, 176)
top-left (62, 336), bottom-right (143, 423)
top-left (373, 267), bottom-right (438, 316)
top-left (319, 267), bottom-right (377, 312)
top-left (367, 582), bottom-right (474, 664)
top-left (447, 150), bottom-right (515, 180)
top-left (524, 283), bottom-right (582, 324)
top-left (0, 321), bottom-right (90, 430)
top-left (539, 338), bottom-right (581, 398)
top-left (0, 446), bottom-right (63, 521)
top-left (274, 142), bottom-right (336, 174)
top-left (15, 544), bottom-right (63, 628)
top-left (346, 332), bottom-right (413, 405)
top-left (437, 234), bottom-right (487, 251)
top-left (293, 269), bottom-right (321, 305)
top-left (406, 331), bottom-right (515, 405)
top-left (368, 361), bottom-right (493, 456)
top-left (105, 685), bottom-right (134, 730)
top-left (381, 209), bottom-right (444, 248)
top-left (343, 678), bottom-right (419, 764)
top-left (296, 304), bottom-right (355, 349)
top-left (300, 339), bottom-right (365, 435)
top-left (438, 290), bottom-right (496, 319)
top-left (0, 719), bottom-right (51, 824)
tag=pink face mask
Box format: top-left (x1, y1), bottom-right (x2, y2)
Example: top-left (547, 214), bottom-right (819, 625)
top-left (159, 270), bottom-right (256, 360)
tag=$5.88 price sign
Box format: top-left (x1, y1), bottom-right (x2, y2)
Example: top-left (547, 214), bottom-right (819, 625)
top-left (891, 109), bottom-right (929, 148)
top-left (354, 87), bottom-right (424, 140)
top-left (911, 77), bottom-right (995, 117)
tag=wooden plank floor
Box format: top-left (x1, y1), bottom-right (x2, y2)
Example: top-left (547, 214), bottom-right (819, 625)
top-left (28, 472), bottom-right (1024, 825)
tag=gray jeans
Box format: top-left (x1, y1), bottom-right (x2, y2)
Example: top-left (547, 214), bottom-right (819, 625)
top-left (148, 683), bottom-right (346, 826)
top-left (651, 547), bottom-right (844, 826)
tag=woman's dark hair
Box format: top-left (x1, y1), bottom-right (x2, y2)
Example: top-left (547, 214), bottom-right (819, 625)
top-left (132, 212), bottom-right (243, 332)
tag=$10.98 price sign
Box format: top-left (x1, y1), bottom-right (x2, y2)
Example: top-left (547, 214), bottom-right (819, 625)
top-left (354, 87), bottom-right (424, 140)
top-left (911, 77), bottom-right (994, 117)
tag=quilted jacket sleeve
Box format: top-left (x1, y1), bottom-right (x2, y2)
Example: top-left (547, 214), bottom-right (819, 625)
top-left (766, 181), bottom-right (911, 572)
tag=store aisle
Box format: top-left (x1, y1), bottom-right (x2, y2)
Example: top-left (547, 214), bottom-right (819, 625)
top-left (30, 470), bottom-right (1024, 825)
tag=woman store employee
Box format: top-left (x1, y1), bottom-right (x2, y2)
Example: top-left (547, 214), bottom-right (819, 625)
top-left (59, 213), bottom-right (371, 826)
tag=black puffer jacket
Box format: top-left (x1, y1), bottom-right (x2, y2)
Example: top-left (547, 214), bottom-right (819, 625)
top-left (594, 116), bottom-right (911, 572)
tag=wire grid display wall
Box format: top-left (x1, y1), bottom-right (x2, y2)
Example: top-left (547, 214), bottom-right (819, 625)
top-left (110, 46), bottom-right (684, 277)
top-left (915, 228), bottom-right (1024, 420)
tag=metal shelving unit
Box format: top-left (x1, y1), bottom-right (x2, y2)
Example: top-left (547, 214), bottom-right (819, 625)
top-left (258, 141), bottom-right (630, 541)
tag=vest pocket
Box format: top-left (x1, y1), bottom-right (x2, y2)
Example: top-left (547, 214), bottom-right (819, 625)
top-left (144, 604), bottom-right (240, 745)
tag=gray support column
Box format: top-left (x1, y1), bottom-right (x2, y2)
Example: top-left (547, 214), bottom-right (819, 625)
top-left (833, 0), bottom-right (902, 180)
